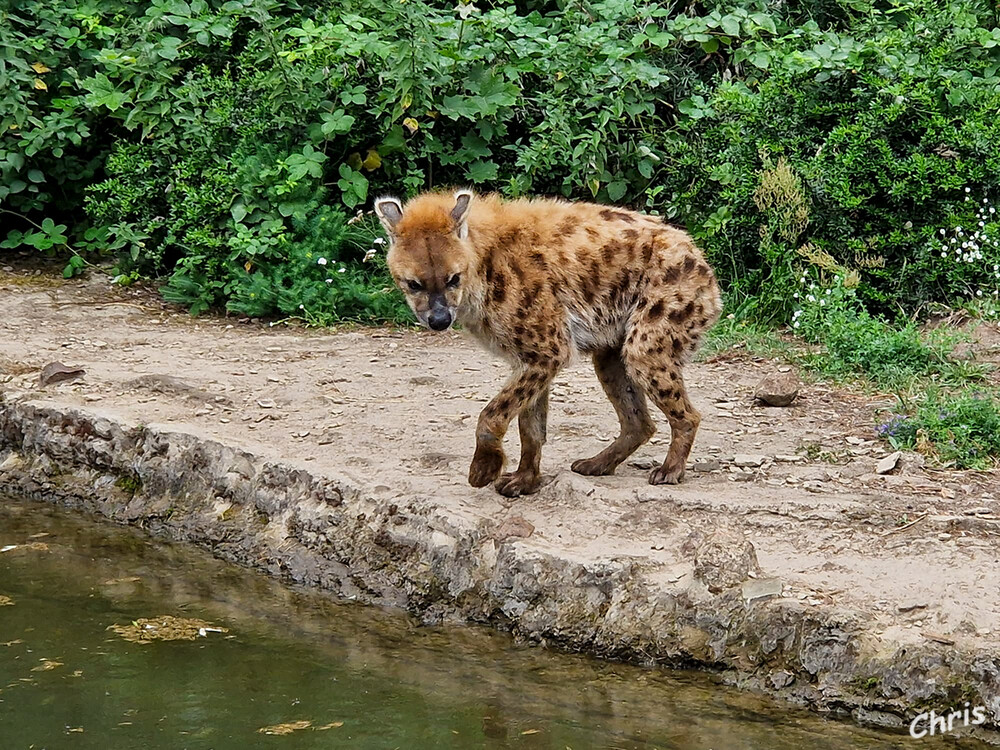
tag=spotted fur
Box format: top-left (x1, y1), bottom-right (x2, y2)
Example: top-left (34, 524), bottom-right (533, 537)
top-left (375, 190), bottom-right (722, 496)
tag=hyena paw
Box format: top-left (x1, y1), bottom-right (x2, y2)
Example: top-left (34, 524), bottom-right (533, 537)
top-left (494, 470), bottom-right (541, 498)
top-left (648, 465), bottom-right (685, 485)
top-left (468, 444), bottom-right (504, 488)
top-left (571, 456), bottom-right (616, 476)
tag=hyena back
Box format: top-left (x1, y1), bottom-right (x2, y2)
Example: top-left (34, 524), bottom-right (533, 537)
top-left (375, 190), bottom-right (722, 497)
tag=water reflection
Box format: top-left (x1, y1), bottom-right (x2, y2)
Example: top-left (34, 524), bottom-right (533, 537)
top-left (0, 498), bottom-right (989, 749)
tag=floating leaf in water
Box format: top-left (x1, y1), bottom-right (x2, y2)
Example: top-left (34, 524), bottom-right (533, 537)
top-left (0, 596), bottom-right (12, 606)
top-left (2, 640), bottom-right (23, 647)
top-left (31, 660), bottom-right (63, 671)
top-left (520, 728), bottom-right (541, 735)
top-left (315, 722), bottom-right (344, 730)
top-left (102, 576), bottom-right (142, 585)
top-left (0, 545), bottom-right (17, 553)
top-left (258, 720), bottom-right (312, 735)
top-left (107, 615), bottom-right (229, 643)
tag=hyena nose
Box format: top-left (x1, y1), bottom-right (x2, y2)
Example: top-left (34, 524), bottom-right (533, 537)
top-left (428, 308), bottom-right (453, 331)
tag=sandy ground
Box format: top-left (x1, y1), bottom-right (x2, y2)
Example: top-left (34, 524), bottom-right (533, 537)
top-left (2, 269), bottom-right (1000, 655)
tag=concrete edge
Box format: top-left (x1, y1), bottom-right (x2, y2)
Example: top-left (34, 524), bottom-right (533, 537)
top-left (2, 393), bottom-right (999, 741)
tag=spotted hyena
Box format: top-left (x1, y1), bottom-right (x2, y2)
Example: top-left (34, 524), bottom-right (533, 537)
top-left (375, 190), bottom-right (722, 497)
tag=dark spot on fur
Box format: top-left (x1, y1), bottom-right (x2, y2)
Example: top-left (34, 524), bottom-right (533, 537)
top-left (668, 300), bottom-right (695, 323)
top-left (636, 298), bottom-right (648, 311)
top-left (622, 228), bottom-right (638, 240)
top-left (489, 270), bottom-right (507, 305)
top-left (682, 256), bottom-right (696, 273)
top-left (529, 251), bottom-right (547, 270)
top-left (509, 259), bottom-right (526, 282)
top-left (584, 227), bottom-right (600, 240)
top-left (671, 338), bottom-right (685, 355)
top-left (669, 371), bottom-right (679, 381)
top-left (669, 408), bottom-right (686, 421)
top-left (520, 282), bottom-right (542, 310)
top-left (647, 300), bottom-right (665, 320)
top-left (555, 217), bottom-right (576, 238)
top-left (599, 209), bottom-right (636, 223)
top-left (601, 241), bottom-right (620, 264)
top-left (664, 265), bottom-right (681, 284)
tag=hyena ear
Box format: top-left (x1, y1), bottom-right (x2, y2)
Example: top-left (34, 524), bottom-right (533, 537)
top-left (450, 190), bottom-right (473, 240)
top-left (374, 196), bottom-right (404, 238)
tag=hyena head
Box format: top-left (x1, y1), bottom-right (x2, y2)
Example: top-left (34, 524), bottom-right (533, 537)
top-left (375, 190), bottom-right (476, 332)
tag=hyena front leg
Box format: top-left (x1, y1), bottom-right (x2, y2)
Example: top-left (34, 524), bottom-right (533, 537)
top-left (495, 387), bottom-right (549, 497)
top-left (469, 360), bottom-right (563, 491)
top-left (571, 349), bottom-right (655, 476)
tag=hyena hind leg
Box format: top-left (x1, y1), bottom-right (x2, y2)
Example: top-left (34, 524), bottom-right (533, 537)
top-left (495, 388), bottom-right (549, 497)
top-left (571, 349), bottom-right (656, 477)
top-left (623, 337), bottom-right (701, 485)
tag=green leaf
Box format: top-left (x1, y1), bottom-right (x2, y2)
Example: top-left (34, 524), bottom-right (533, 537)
top-left (466, 160), bottom-right (498, 183)
top-left (27, 169), bottom-right (44, 183)
top-left (607, 180), bottom-right (628, 201)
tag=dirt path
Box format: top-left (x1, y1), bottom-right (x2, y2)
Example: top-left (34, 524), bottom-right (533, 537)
top-left (3, 269), bottom-right (1000, 734)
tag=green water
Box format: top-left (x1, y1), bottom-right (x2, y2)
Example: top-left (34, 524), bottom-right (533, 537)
top-left (0, 499), bottom-right (985, 749)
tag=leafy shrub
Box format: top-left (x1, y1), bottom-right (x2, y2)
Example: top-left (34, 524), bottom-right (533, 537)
top-left (879, 391), bottom-right (1000, 469)
top-left (5, 0), bottom-right (1000, 324)
top-left (791, 272), bottom-right (985, 388)
top-left (659, 1), bottom-right (1000, 317)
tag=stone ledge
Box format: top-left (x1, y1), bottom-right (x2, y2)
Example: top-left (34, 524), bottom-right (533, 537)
top-left (1, 393), bottom-right (999, 741)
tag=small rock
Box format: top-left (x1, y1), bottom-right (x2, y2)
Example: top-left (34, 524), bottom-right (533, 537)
top-left (493, 516), bottom-right (535, 542)
top-left (774, 454), bottom-right (803, 463)
top-left (964, 506), bottom-right (993, 516)
top-left (897, 601), bottom-right (927, 613)
top-left (938, 532), bottom-right (952, 541)
top-left (754, 371), bottom-right (800, 407)
top-left (256, 399), bottom-right (276, 409)
top-left (876, 452), bottom-right (901, 475)
top-left (628, 457), bottom-right (659, 470)
top-left (733, 454), bottom-right (766, 468)
top-left (691, 459), bottom-right (721, 472)
top-left (770, 670), bottom-right (795, 689)
top-left (39, 362), bottom-right (86, 387)
top-left (742, 577), bottom-right (783, 603)
top-left (692, 530), bottom-right (762, 593)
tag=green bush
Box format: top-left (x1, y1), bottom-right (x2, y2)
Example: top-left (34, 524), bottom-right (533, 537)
top-left (791, 272), bottom-right (985, 388)
top-left (4, 0), bottom-right (1000, 323)
top-left (879, 391), bottom-right (1000, 469)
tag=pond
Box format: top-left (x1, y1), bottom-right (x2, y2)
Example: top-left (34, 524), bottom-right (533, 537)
top-left (0, 497), bottom-right (986, 749)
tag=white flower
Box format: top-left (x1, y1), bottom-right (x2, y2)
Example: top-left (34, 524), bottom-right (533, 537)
top-left (940, 228), bottom-right (946, 235)
top-left (373, 237), bottom-right (386, 245)
top-left (793, 321), bottom-right (800, 328)
top-left (299, 304), bottom-right (304, 310)
top-left (977, 290), bottom-right (983, 297)
top-left (338, 267), bottom-right (346, 273)
top-left (363, 248), bottom-right (377, 263)
top-left (825, 289), bottom-right (831, 295)
top-left (807, 294), bottom-right (815, 302)
top-left (326, 278), bottom-right (333, 283)
top-left (991, 207), bottom-right (996, 214)
top-left (793, 292), bottom-right (799, 299)
top-left (966, 187), bottom-right (971, 193)
top-left (985, 198), bottom-right (990, 204)
top-left (941, 252), bottom-right (947, 258)
top-left (819, 299), bottom-right (826, 306)
top-left (317, 257), bottom-right (328, 265)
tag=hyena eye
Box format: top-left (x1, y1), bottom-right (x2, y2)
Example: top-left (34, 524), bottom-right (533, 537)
top-left (407, 279), bottom-right (423, 292)
top-left (446, 273), bottom-right (461, 288)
